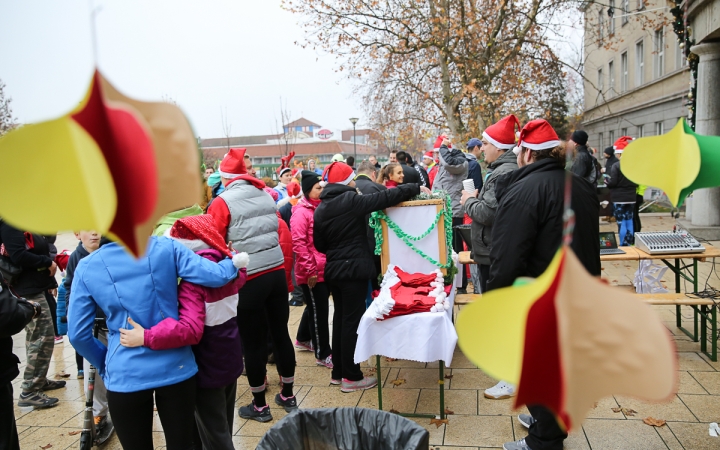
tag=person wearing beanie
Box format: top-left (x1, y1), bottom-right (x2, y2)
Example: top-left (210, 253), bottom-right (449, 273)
top-left (290, 171), bottom-right (333, 369)
top-left (489, 119), bottom-right (600, 450)
top-left (606, 136), bottom-right (638, 246)
top-left (308, 159), bottom-right (323, 175)
top-left (313, 162), bottom-right (427, 392)
top-left (67, 225), bottom-right (244, 449)
top-left (602, 146), bottom-right (618, 173)
top-left (274, 167), bottom-right (294, 207)
top-left (207, 147), bottom-right (298, 423)
top-left (568, 130), bottom-right (598, 185)
top-left (119, 214), bottom-right (249, 450)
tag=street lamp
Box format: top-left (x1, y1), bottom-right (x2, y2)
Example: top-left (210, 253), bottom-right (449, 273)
top-left (349, 117), bottom-right (359, 162)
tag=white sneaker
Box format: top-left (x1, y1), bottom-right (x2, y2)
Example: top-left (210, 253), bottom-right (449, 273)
top-left (484, 380), bottom-right (516, 399)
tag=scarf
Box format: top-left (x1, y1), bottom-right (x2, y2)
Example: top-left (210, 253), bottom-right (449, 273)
top-left (385, 180), bottom-right (399, 188)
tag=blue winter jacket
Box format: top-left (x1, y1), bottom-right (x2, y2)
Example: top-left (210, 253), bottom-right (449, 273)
top-left (68, 237), bottom-right (239, 393)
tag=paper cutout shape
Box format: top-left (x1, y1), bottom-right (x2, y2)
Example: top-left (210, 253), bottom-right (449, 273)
top-left (622, 119), bottom-right (720, 207)
top-left (0, 69), bottom-right (201, 256)
top-left (456, 246), bottom-right (676, 431)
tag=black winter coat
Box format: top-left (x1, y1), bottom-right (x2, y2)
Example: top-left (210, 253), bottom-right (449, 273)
top-left (314, 182), bottom-right (420, 281)
top-left (399, 163), bottom-right (421, 185)
top-left (487, 159), bottom-right (601, 291)
top-left (0, 280), bottom-right (35, 384)
top-left (606, 160), bottom-right (637, 203)
top-left (0, 222), bottom-right (57, 297)
top-left (571, 146), bottom-right (597, 185)
top-left (355, 175), bottom-right (388, 253)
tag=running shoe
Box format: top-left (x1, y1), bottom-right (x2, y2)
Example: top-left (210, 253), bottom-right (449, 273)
top-left (238, 401), bottom-right (273, 423)
top-left (316, 355), bottom-right (333, 369)
top-left (484, 380), bottom-right (516, 399)
top-left (503, 438), bottom-right (531, 450)
top-left (340, 376), bottom-right (377, 393)
top-left (518, 413), bottom-right (536, 428)
top-left (18, 391), bottom-right (59, 408)
top-left (274, 393), bottom-right (298, 412)
top-left (77, 370), bottom-right (84, 379)
top-left (43, 379), bottom-right (66, 391)
top-left (294, 340), bottom-right (313, 352)
top-left (330, 378), bottom-right (341, 385)
top-left (54, 336), bottom-right (64, 344)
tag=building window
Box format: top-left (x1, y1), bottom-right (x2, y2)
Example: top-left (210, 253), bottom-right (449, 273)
top-left (637, 124), bottom-right (645, 137)
top-left (676, 40), bottom-right (687, 69)
top-left (597, 68), bottom-right (604, 93)
top-left (621, 52), bottom-right (628, 92)
top-left (609, 0), bottom-right (616, 34)
top-left (262, 157), bottom-right (272, 164)
top-left (622, 0), bottom-right (629, 24)
top-left (655, 121), bottom-right (664, 135)
top-left (608, 60), bottom-right (615, 96)
top-left (598, 11), bottom-right (605, 44)
top-left (654, 28), bottom-right (664, 79)
top-left (319, 154), bottom-right (332, 162)
top-left (609, 130), bottom-right (615, 146)
top-left (621, 127), bottom-right (628, 136)
top-left (635, 40), bottom-right (644, 86)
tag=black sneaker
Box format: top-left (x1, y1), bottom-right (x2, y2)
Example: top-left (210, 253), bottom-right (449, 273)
top-left (18, 391), bottom-right (59, 408)
top-left (238, 401), bottom-right (273, 423)
top-left (275, 393), bottom-right (298, 412)
top-left (43, 379), bottom-right (66, 391)
top-left (456, 288), bottom-right (468, 295)
top-left (288, 298), bottom-right (304, 307)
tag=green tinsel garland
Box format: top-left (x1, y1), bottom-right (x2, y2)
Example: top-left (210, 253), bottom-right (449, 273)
top-left (369, 192), bottom-right (455, 271)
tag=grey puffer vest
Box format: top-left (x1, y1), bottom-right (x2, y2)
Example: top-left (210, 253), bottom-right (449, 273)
top-left (219, 180), bottom-right (283, 275)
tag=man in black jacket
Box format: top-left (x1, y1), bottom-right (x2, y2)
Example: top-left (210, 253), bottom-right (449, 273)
top-left (0, 221), bottom-right (65, 409)
top-left (606, 136), bottom-right (638, 246)
top-left (0, 277), bottom-right (39, 450)
top-left (569, 130), bottom-right (597, 186)
top-left (489, 120), bottom-right (600, 450)
top-left (314, 162), bottom-right (423, 393)
top-left (354, 161), bottom-right (387, 289)
top-left (395, 151), bottom-right (422, 185)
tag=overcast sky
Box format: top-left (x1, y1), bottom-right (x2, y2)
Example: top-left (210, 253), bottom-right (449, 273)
top-left (0, 0), bottom-right (361, 139)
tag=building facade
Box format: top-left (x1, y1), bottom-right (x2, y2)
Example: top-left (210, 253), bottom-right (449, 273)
top-left (581, 0), bottom-right (690, 157)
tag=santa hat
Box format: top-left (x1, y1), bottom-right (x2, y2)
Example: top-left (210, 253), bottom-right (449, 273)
top-left (287, 181), bottom-right (301, 197)
top-left (322, 161), bottom-right (355, 186)
top-left (515, 119), bottom-right (561, 153)
top-left (169, 215), bottom-right (249, 269)
top-left (423, 151), bottom-right (434, 160)
top-left (613, 136), bottom-right (634, 153)
top-left (483, 115), bottom-right (519, 150)
top-left (219, 148), bottom-right (247, 178)
top-left (433, 135), bottom-right (452, 149)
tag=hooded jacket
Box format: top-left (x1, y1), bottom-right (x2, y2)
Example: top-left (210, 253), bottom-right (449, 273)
top-left (464, 150), bottom-right (518, 265)
top-left (606, 160), bottom-right (638, 203)
top-left (291, 197), bottom-right (326, 285)
top-left (464, 152), bottom-right (484, 193)
top-left (68, 237), bottom-right (240, 393)
top-left (433, 145), bottom-right (468, 218)
top-left (399, 162), bottom-right (421, 185)
top-left (354, 174), bottom-right (388, 253)
top-left (0, 222), bottom-right (57, 297)
top-left (314, 183), bottom-right (419, 281)
top-left (487, 159), bottom-right (601, 291)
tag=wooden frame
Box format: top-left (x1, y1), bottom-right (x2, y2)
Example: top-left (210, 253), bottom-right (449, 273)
top-left (379, 198), bottom-right (448, 275)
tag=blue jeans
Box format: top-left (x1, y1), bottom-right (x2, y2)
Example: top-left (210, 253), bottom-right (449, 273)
top-left (613, 203), bottom-right (635, 246)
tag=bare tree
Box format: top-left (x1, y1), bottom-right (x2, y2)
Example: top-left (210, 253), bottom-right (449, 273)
top-left (0, 79), bottom-right (18, 137)
top-left (273, 97), bottom-right (296, 157)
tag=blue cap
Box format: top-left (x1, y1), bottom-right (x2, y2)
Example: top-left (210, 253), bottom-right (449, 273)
top-left (466, 138), bottom-right (482, 149)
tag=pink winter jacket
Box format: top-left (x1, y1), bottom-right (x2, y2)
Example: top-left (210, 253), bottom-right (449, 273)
top-left (290, 197), bottom-right (326, 285)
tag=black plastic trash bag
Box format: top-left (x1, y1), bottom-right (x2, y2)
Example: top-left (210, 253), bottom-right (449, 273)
top-left (256, 407), bottom-right (430, 450)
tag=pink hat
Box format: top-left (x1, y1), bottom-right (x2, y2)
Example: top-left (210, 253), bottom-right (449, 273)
top-left (613, 136), bottom-right (634, 153)
top-left (322, 161), bottom-right (355, 185)
top-left (219, 148), bottom-right (247, 178)
top-left (483, 115), bottom-right (520, 150)
top-left (517, 119), bottom-right (561, 152)
top-left (264, 187), bottom-right (279, 201)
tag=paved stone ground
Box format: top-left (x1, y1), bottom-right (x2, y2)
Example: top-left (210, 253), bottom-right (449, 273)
top-left (10, 215), bottom-right (720, 449)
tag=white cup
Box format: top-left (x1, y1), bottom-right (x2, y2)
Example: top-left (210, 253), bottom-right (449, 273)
top-left (462, 179), bottom-right (475, 193)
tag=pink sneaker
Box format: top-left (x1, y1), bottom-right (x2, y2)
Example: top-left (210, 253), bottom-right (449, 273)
top-left (341, 376), bottom-right (377, 393)
top-left (330, 378), bottom-right (341, 385)
top-left (316, 355), bottom-right (333, 369)
top-left (294, 340), bottom-right (313, 352)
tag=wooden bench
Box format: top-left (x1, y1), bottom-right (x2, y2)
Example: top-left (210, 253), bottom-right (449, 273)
top-left (453, 292), bottom-right (718, 361)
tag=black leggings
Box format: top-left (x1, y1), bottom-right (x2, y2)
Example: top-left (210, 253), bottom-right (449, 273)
top-left (107, 376), bottom-right (197, 450)
top-left (1, 382), bottom-right (19, 450)
top-left (452, 218), bottom-right (468, 290)
top-left (328, 279), bottom-right (368, 381)
top-left (296, 282), bottom-right (332, 360)
top-left (236, 270), bottom-right (296, 390)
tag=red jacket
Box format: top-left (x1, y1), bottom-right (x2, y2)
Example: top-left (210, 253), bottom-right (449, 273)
top-left (277, 214), bottom-right (294, 293)
top-left (290, 198), bottom-right (325, 285)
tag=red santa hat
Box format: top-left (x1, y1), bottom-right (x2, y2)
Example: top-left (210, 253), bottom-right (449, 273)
top-left (170, 215), bottom-right (233, 258)
top-left (287, 181), bottom-right (301, 197)
top-left (219, 148), bottom-right (247, 178)
top-left (423, 151), bottom-right (434, 160)
top-left (322, 161), bottom-right (356, 185)
top-left (482, 115), bottom-right (520, 150)
top-left (433, 135), bottom-right (452, 149)
top-left (514, 119), bottom-right (561, 154)
top-left (613, 136), bottom-right (634, 153)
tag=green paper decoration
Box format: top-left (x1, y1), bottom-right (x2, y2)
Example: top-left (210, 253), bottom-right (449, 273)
top-left (678, 120), bottom-right (720, 206)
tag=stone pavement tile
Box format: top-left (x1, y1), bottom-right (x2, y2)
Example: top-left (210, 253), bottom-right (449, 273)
top-left (564, 431), bottom-right (592, 450)
top-left (429, 447), bottom-right (478, 450)
top-left (233, 385), bottom-right (310, 434)
top-left (443, 415), bottom-right (513, 448)
top-left (449, 368), bottom-right (497, 390)
top-left (613, 394), bottom-right (697, 422)
top-left (294, 347), bottom-right (318, 367)
top-left (298, 386), bottom-right (363, 409)
top-left (678, 371), bottom-right (708, 394)
top-left (586, 396), bottom-right (623, 419)
top-left (690, 371), bottom-right (720, 394)
top-left (357, 387), bottom-right (420, 412)
top-left (152, 431), bottom-right (167, 447)
top-left (378, 357), bottom-right (428, 369)
top-left (16, 400), bottom-right (84, 427)
top-left (294, 364), bottom-right (337, 386)
top-left (655, 424), bottom-right (684, 450)
top-left (582, 418), bottom-right (667, 450)
top-left (477, 395), bottom-right (527, 417)
top-left (18, 425), bottom-right (80, 449)
top-left (677, 352), bottom-right (716, 371)
top-left (675, 339), bottom-right (704, 352)
top-left (678, 393), bottom-right (720, 422)
top-left (667, 422), bottom-right (720, 450)
top-left (436, 350), bottom-right (478, 369)
top-left (698, 352), bottom-right (720, 371)
top-left (46, 379), bottom-right (85, 402)
top-left (237, 408), bottom-right (289, 437)
top-left (377, 368), bottom-right (401, 387)
top-left (395, 368), bottom-right (444, 389)
top-left (408, 417), bottom-right (446, 446)
top-left (233, 435), bottom-right (262, 448)
top-left (417, 388), bottom-right (477, 416)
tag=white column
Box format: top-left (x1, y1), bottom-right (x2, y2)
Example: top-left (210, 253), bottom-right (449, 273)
top-left (690, 42), bottom-right (720, 227)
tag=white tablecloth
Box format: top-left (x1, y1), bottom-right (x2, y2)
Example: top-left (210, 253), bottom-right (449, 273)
top-left (354, 272), bottom-right (460, 367)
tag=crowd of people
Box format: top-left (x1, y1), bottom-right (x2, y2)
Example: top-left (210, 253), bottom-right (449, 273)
top-left (0, 114), bottom-right (639, 450)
